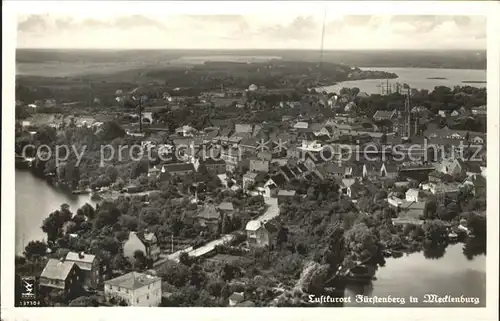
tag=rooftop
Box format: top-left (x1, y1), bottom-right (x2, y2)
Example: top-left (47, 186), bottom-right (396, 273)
top-left (197, 204), bottom-right (221, 220)
top-left (217, 202), bottom-right (234, 211)
top-left (104, 272), bottom-right (160, 290)
top-left (278, 190), bottom-right (296, 197)
top-left (246, 220), bottom-right (262, 231)
top-left (65, 252), bottom-right (96, 266)
top-left (163, 163), bottom-right (195, 172)
top-left (40, 259), bottom-right (75, 281)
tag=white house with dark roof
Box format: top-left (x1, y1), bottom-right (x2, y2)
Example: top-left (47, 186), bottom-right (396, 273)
top-left (245, 220), bottom-right (279, 248)
top-left (104, 272), bottom-right (162, 307)
top-left (65, 251), bottom-right (100, 289)
top-left (242, 171), bottom-right (267, 190)
top-left (405, 188), bottom-right (423, 203)
top-left (123, 231), bottom-right (161, 263)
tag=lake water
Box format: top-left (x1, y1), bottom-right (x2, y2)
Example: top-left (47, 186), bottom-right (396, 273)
top-left (344, 243), bottom-right (486, 307)
top-left (15, 170), bottom-right (93, 255)
top-left (322, 67), bottom-right (487, 94)
top-left (15, 170), bottom-right (486, 306)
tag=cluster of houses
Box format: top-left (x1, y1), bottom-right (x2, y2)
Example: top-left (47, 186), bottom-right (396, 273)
top-left (132, 113), bottom-right (487, 247)
top-left (18, 113), bottom-right (107, 130)
top-left (24, 87), bottom-right (488, 306)
top-left (39, 230), bottom-right (163, 306)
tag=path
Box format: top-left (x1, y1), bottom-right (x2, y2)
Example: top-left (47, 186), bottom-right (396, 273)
top-left (154, 197), bottom-right (281, 266)
top-left (257, 197), bottom-right (280, 222)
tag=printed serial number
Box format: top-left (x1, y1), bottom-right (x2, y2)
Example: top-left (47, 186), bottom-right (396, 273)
top-left (18, 300), bottom-right (41, 306)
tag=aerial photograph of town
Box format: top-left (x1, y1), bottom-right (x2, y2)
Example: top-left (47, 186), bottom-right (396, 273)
top-left (13, 8), bottom-right (488, 308)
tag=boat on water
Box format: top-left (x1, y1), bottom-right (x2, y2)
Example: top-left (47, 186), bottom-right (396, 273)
top-left (15, 155), bottom-right (30, 169)
top-left (72, 188), bottom-right (92, 195)
top-left (343, 265), bottom-right (376, 284)
top-left (382, 249), bottom-right (392, 258)
top-left (448, 232), bottom-right (459, 242)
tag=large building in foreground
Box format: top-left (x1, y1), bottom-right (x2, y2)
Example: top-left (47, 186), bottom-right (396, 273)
top-left (104, 272), bottom-right (162, 307)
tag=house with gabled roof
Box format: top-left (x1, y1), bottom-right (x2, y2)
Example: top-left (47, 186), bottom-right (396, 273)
top-left (40, 258), bottom-right (80, 295)
top-left (373, 109), bottom-right (397, 121)
top-left (159, 163), bottom-right (195, 179)
top-left (461, 174), bottom-right (486, 196)
top-left (315, 163), bottom-right (347, 179)
top-left (249, 158), bottom-right (269, 173)
top-left (201, 158), bottom-right (226, 175)
top-left (279, 165), bottom-right (296, 181)
top-left (220, 147), bottom-right (241, 172)
top-left (310, 123), bottom-right (331, 137)
top-left (265, 173), bottom-right (287, 189)
top-left (123, 231), bottom-right (161, 263)
top-left (65, 252), bottom-right (100, 289)
top-left (405, 188), bottom-right (423, 202)
top-left (217, 127), bottom-right (235, 144)
top-left (240, 137), bottom-right (259, 154)
top-left (277, 190), bottom-right (297, 205)
top-left (217, 202), bottom-right (235, 217)
top-left (245, 220), bottom-right (279, 248)
top-left (243, 171), bottom-right (268, 190)
top-left (196, 202), bottom-right (222, 233)
top-left (293, 121), bottom-right (309, 130)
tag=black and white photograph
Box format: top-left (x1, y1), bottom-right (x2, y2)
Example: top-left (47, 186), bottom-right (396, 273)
top-left (2, 1), bottom-right (499, 320)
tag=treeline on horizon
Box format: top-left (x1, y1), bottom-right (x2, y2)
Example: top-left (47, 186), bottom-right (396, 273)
top-left (16, 49), bottom-right (486, 70)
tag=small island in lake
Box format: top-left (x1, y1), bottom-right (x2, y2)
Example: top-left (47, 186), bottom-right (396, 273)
top-left (427, 77), bottom-right (448, 80)
top-left (462, 80), bottom-right (486, 84)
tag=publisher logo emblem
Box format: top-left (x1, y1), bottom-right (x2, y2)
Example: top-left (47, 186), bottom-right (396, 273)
top-left (21, 277), bottom-right (36, 299)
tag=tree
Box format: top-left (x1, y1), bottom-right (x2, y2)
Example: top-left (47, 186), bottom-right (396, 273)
top-left (105, 166), bottom-right (119, 182)
top-left (23, 240), bottom-right (48, 260)
top-left (130, 161), bottom-right (149, 179)
top-left (423, 243), bottom-right (447, 259)
top-left (41, 205), bottom-right (73, 242)
top-left (69, 296), bottom-right (99, 307)
top-left (343, 223), bottom-right (379, 262)
top-left (221, 214), bottom-right (233, 234)
top-left (277, 226), bottom-right (289, 247)
top-left (179, 252), bottom-right (193, 266)
top-left (77, 203), bottom-right (95, 221)
top-left (93, 202), bottom-right (121, 229)
top-left (206, 278), bottom-right (225, 297)
top-left (219, 263), bottom-right (239, 282)
top-left (133, 250), bottom-right (147, 270)
top-left (423, 199), bottom-right (437, 219)
top-left (156, 260), bottom-right (190, 288)
top-left (380, 133), bottom-right (387, 144)
top-left (422, 220), bottom-right (448, 244)
top-left (98, 121), bottom-right (126, 142)
top-left (188, 263), bottom-right (206, 287)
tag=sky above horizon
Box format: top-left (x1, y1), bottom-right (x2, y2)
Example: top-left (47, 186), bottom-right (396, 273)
top-left (16, 13), bottom-right (487, 50)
